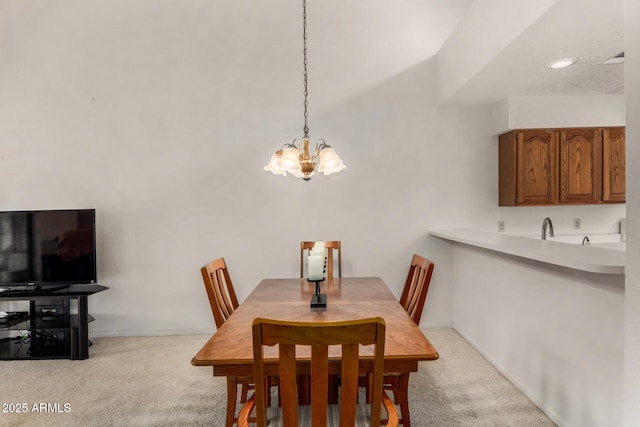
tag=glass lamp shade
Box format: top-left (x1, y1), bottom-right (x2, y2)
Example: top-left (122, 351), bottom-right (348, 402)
top-left (264, 152), bottom-right (287, 176)
top-left (317, 146), bottom-right (346, 175)
top-left (292, 170), bottom-right (306, 178)
top-left (280, 145), bottom-right (302, 174)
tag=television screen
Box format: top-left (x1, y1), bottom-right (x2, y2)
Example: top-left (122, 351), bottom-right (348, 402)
top-left (0, 209), bottom-right (96, 288)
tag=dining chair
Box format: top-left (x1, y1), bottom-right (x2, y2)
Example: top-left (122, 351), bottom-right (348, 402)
top-left (385, 253), bottom-right (435, 427)
top-left (237, 317), bottom-right (399, 427)
top-left (201, 258), bottom-right (275, 427)
top-left (300, 240), bottom-right (342, 278)
top-left (202, 258), bottom-right (239, 329)
top-left (398, 254), bottom-right (434, 326)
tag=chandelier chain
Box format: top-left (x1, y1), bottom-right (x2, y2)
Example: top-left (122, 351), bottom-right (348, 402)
top-left (302, 0), bottom-right (309, 138)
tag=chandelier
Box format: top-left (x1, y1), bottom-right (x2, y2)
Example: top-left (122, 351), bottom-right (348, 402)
top-left (264, 0), bottom-right (346, 181)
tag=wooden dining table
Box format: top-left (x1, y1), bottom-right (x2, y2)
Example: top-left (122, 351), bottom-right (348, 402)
top-left (192, 277), bottom-right (439, 382)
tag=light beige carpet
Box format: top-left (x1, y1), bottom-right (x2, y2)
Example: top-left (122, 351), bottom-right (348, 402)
top-left (0, 328), bottom-right (554, 426)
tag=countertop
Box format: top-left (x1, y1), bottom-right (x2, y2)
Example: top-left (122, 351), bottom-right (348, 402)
top-left (430, 229), bottom-right (625, 275)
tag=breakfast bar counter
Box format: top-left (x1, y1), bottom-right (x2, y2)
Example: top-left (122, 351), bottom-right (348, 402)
top-left (430, 228), bottom-right (625, 275)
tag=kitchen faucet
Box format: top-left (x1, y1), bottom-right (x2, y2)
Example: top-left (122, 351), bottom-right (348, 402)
top-left (541, 217), bottom-right (554, 240)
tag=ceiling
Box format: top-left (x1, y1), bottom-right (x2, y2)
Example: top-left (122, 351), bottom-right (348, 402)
top-left (3, 1), bottom-right (620, 111)
top-left (296, 0), bottom-right (624, 109)
top-left (442, 0), bottom-right (625, 107)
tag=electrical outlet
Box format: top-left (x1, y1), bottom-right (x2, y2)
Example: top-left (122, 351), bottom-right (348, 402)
top-left (573, 218), bottom-right (581, 230)
top-left (498, 221), bottom-right (505, 232)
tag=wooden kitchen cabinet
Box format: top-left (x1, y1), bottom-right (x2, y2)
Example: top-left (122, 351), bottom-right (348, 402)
top-left (559, 128), bottom-right (601, 204)
top-left (499, 127), bottom-right (625, 206)
top-left (602, 127), bottom-right (625, 203)
top-left (499, 129), bottom-right (558, 206)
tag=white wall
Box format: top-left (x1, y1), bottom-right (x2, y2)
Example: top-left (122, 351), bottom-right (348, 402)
top-left (490, 95), bottom-right (626, 136)
top-left (0, 1), bottom-right (483, 335)
top-left (450, 244), bottom-right (624, 427)
top-left (624, 0), bottom-right (640, 425)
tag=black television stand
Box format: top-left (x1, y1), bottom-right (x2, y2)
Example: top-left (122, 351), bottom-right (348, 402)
top-left (0, 284), bottom-right (108, 360)
top-left (31, 284), bottom-right (70, 293)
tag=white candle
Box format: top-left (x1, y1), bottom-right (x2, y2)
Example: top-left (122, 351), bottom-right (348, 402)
top-left (308, 255), bottom-right (324, 281)
top-left (309, 248), bottom-right (324, 257)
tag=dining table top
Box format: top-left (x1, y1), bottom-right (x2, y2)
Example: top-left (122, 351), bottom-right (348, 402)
top-left (192, 277), bottom-right (439, 375)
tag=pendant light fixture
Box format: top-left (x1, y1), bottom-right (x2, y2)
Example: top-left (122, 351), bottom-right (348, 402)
top-left (264, 0), bottom-right (346, 181)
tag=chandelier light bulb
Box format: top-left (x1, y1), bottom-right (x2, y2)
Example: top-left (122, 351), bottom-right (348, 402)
top-left (280, 145), bottom-right (301, 173)
top-left (317, 146), bottom-right (346, 175)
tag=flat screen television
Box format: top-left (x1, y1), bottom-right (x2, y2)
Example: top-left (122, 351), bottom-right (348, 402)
top-left (0, 209), bottom-right (97, 292)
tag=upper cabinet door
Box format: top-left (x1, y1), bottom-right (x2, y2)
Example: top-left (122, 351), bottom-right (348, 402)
top-left (602, 127), bottom-right (626, 203)
top-left (559, 128), bottom-right (601, 204)
top-left (516, 130), bottom-right (558, 205)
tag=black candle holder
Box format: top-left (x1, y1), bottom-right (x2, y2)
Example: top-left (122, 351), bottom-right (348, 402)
top-left (308, 278), bottom-right (326, 309)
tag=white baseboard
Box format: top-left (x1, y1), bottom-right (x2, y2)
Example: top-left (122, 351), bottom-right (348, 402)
top-left (89, 328), bottom-right (214, 338)
top-left (420, 322), bottom-right (454, 330)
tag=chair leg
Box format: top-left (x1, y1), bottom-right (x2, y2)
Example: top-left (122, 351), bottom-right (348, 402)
top-left (240, 383), bottom-right (249, 403)
top-left (398, 373), bottom-right (411, 427)
top-left (226, 376), bottom-right (238, 427)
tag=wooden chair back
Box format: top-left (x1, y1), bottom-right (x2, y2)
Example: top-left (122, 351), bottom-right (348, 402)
top-left (201, 257), bottom-right (240, 328)
top-left (250, 317), bottom-right (390, 427)
top-left (399, 254), bottom-right (434, 325)
top-left (300, 240), bottom-right (342, 278)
